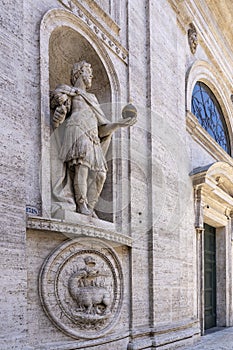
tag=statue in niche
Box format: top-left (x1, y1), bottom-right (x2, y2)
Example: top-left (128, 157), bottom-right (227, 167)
top-left (50, 61), bottom-right (137, 218)
top-left (188, 23), bottom-right (198, 54)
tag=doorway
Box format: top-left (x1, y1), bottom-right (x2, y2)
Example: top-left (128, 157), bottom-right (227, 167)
top-left (204, 223), bottom-right (216, 330)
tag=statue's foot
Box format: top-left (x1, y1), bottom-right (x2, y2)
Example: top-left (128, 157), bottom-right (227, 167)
top-left (87, 205), bottom-right (99, 219)
top-left (91, 210), bottom-right (99, 219)
top-left (78, 202), bottom-right (92, 216)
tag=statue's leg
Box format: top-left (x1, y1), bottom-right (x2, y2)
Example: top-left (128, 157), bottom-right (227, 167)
top-left (73, 164), bottom-right (92, 215)
top-left (87, 171), bottom-right (106, 217)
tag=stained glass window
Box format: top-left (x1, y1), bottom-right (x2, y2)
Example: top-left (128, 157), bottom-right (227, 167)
top-left (191, 82), bottom-right (230, 155)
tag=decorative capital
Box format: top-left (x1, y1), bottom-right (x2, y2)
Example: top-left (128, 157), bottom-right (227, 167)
top-left (194, 187), bottom-right (204, 229)
top-left (196, 227), bottom-right (204, 236)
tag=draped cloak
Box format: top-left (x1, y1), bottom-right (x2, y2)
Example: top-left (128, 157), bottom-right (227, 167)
top-left (50, 84), bottom-right (112, 216)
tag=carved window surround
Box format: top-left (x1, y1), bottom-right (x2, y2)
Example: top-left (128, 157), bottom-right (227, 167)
top-left (186, 111), bottom-right (233, 164)
top-left (190, 162), bottom-right (233, 230)
top-left (57, 0), bottom-right (128, 64)
top-left (26, 216), bottom-right (132, 247)
top-left (186, 60), bottom-right (233, 158)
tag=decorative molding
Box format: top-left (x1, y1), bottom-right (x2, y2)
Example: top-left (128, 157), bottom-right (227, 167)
top-left (58, 0), bottom-right (128, 64)
top-left (188, 23), bottom-right (198, 54)
top-left (76, 0), bottom-right (120, 34)
top-left (186, 111), bottom-right (233, 166)
top-left (185, 60), bottom-right (233, 153)
top-left (230, 211), bottom-right (233, 241)
top-left (167, 0), bottom-right (192, 33)
top-left (190, 161), bottom-right (233, 228)
top-left (168, 0), bottom-right (233, 88)
top-left (39, 238), bottom-right (123, 339)
top-left (193, 188), bottom-right (204, 229)
top-left (26, 216), bottom-right (132, 246)
top-left (186, 0), bottom-right (233, 87)
top-left (127, 319), bottom-right (200, 350)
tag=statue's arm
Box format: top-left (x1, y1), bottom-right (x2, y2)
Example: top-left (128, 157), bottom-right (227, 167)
top-left (98, 116), bottom-right (137, 138)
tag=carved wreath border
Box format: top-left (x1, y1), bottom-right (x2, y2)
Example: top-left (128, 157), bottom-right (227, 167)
top-left (39, 238), bottom-right (124, 339)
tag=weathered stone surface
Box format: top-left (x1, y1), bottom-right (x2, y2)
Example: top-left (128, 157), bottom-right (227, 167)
top-left (39, 238), bottom-right (123, 339)
top-left (1, 0), bottom-right (233, 349)
top-left (0, 1), bottom-right (27, 349)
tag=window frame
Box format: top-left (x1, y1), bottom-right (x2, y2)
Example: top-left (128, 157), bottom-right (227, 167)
top-left (191, 81), bottom-right (231, 155)
top-left (186, 60), bottom-right (233, 160)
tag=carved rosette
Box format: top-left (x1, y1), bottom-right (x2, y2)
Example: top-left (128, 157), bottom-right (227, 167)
top-left (39, 238), bottom-right (123, 339)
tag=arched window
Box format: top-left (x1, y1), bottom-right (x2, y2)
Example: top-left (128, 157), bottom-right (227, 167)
top-left (191, 81), bottom-right (230, 155)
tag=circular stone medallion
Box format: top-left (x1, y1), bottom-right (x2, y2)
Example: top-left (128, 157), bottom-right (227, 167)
top-left (39, 238), bottom-right (123, 339)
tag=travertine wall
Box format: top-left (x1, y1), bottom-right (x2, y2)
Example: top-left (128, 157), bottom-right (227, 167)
top-left (26, 231), bottom-right (130, 349)
top-left (149, 0), bottom-right (195, 326)
top-left (0, 1), bottom-right (27, 349)
top-left (1, 0), bottom-right (233, 349)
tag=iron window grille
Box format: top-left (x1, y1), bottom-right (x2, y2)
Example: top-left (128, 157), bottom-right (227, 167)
top-left (191, 81), bottom-right (230, 155)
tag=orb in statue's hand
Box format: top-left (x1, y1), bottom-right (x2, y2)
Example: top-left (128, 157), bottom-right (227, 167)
top-left (122, 103), bottom-right (137, 120)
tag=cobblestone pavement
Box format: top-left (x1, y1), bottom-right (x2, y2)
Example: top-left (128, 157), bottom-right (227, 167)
top-left (181, 328), bottom-right (233, 349)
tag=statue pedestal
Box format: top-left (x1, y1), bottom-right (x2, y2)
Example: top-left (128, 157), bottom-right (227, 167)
top-left (26, 215), bottom-right (132, 246)
top-left (53, 209), bottom-right (115, 231)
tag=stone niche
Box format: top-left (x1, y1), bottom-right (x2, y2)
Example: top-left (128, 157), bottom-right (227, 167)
top-left (28, 9), bottom-right (131, 349)
top-left (49, 25), bottom-right (113, 223)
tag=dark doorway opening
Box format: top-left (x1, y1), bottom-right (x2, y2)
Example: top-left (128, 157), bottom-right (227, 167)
top-left (204, 223), bottom-right (217, 330)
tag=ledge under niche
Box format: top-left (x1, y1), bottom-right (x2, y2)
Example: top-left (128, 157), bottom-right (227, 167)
top-left (26, 215), bottom-right (132, 247)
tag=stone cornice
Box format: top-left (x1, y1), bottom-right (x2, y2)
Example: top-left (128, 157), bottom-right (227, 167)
top-left (167, 0), bottom-right (192, 33)
top-left (186, 0), bottom-right (233, 87)
top-left (76, 0), bottom-right (120, 35)
top-left (26, 216), bottom-right (132, 246)
top-left (58, 0), bottom-right (128, 64)
top-left (191, 162), bottom-right (233, 228)
top-left (186, 111), bottom-right (233, 166)
top-left (168, 0), bottom-right (233, 88)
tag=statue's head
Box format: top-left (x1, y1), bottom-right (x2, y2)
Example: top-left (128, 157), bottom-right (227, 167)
top-left (71, 61), bottom-right (93, 88)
